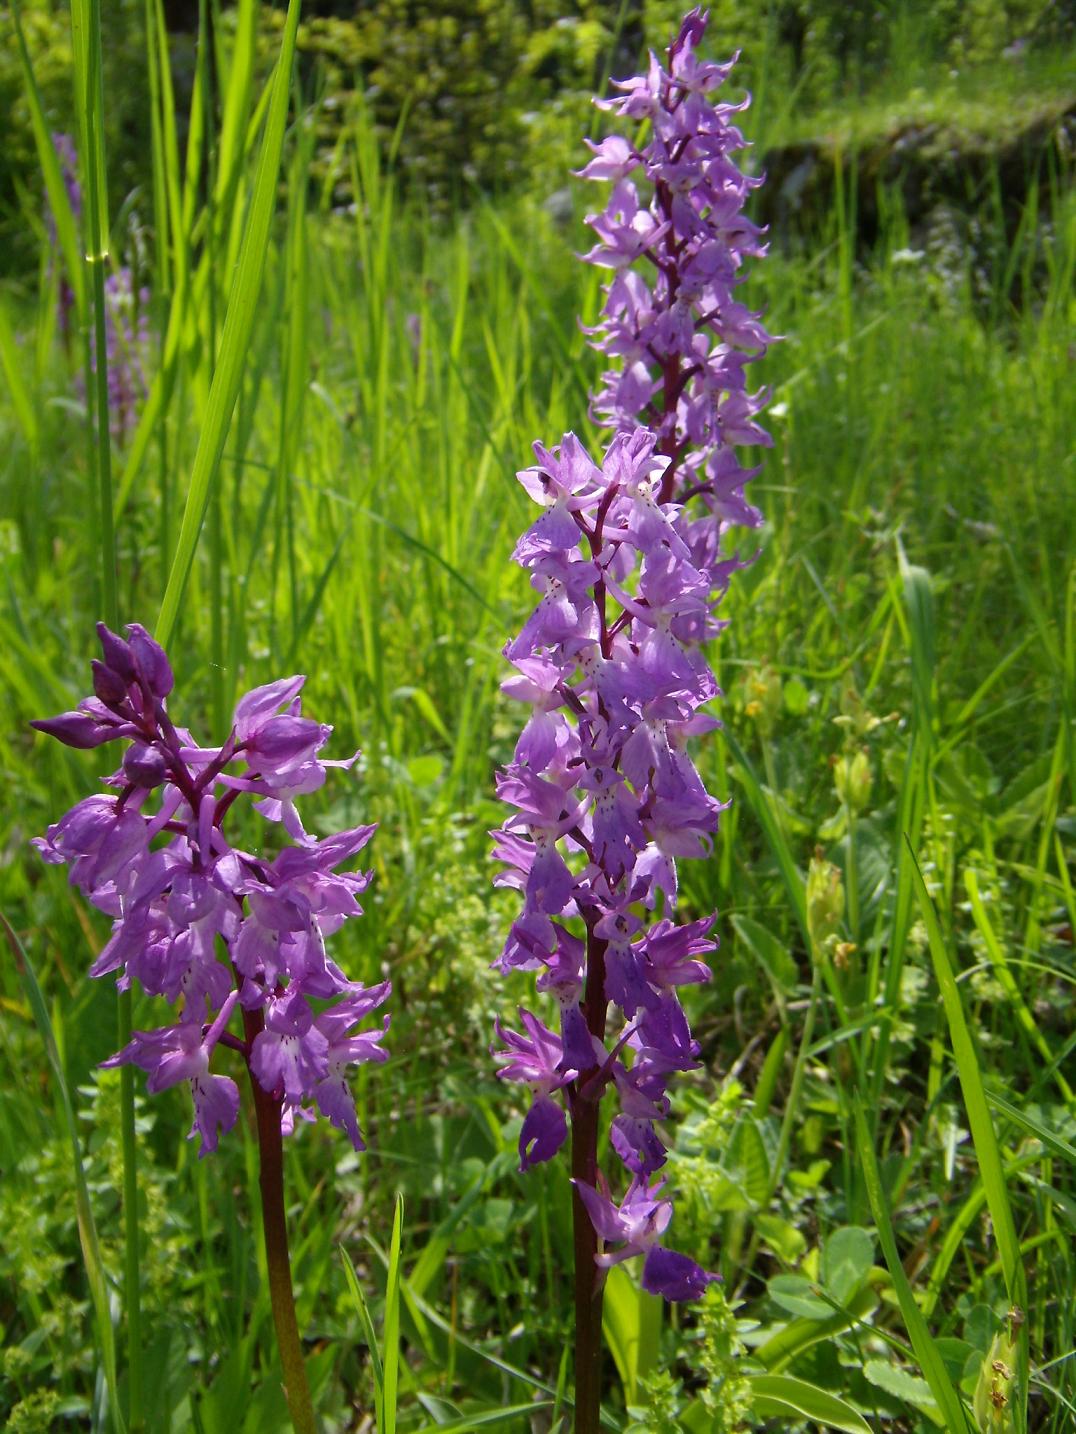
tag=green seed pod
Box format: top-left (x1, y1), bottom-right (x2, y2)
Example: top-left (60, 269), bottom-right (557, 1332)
top-left (973, 1328), bottom-right (1017, 1433)
top-left (806, 849), bottom-right (844, 957)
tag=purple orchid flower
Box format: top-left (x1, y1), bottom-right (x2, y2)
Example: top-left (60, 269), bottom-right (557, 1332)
top-left (32, 622), bottom-right (390, 1156)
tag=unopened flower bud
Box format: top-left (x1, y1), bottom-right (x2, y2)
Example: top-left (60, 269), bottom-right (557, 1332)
top-left (744, 665), bottom-right (782, 736)
top-left (122, 742), bottom-right (168, 788)
top-left (834, 749), bottom-right (872, 812)
top-left (96, 622), bottom-right (137, 682)
top-left (807, 848), bottom-right (844, 955)
top-left (91, 658), bottom-right (129, 708)
top-left (29, 711), bottom-right (113, 750)
top-left (126, 623), bottom-right (173, 699)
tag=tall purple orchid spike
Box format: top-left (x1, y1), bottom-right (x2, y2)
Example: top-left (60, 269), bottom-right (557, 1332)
top-left (578, 5), bottom-right (773, 545)
top-left (493, 11), bottom-right (771, 1430)
top-left (32, 623), bottom-right (390, 1155)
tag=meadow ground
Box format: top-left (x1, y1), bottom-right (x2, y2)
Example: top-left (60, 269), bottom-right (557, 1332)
top-left (0, 6), bottom-right (1074, 1431)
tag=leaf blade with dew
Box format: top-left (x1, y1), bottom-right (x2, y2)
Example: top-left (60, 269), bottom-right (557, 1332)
top-left (0, 911), bottom-right (125, 1434)
top-left (156, 0), bottom-right (301, 647)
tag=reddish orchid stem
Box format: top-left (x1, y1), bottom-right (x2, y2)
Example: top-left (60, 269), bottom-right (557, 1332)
top-left (569, 925), bottom-right (610, 1434)
top-left (241, 1006), bottom-right (316, 1434)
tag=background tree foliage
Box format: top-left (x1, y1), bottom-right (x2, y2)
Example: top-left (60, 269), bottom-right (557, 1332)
top-left (2, 0), bottom-right (1071, 254)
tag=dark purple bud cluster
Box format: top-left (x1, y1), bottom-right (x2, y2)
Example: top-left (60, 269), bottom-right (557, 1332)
top-left (32, 624), bottom-right (389, 1156)
top-left (492, 8), bottom-right (771, 1302)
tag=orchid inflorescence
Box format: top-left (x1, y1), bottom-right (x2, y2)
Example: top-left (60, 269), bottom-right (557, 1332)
top-left (32, 622), bottom-right (389, 1156)
top-left (492, 7), bottom-right (772, 1302)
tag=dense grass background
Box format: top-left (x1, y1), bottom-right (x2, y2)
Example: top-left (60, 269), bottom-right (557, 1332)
top-left (0, 1), bottom-right (1073, 1430)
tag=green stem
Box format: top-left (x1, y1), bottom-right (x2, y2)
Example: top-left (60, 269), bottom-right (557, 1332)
top-left (845, 800), bottom-right (859, 944)
top-left (243, 1022), bottom-right (316, 1434)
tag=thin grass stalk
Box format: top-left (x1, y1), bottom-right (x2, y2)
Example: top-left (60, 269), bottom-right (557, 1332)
top-left (76, 0), bottom-right (144, 1422)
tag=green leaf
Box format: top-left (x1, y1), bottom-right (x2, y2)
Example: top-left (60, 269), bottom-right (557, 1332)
top-left (821, 1226), bottom-right (874, 1306)
top-left (756, 1283), bottom-right (879, 1372)
top-left (783, 676), bottom-right (810, 715)
top-left (412, 1407), bottom-right (552, 1433)
top-left (754, 1212), bottom-right (808, 1263)
top-left (864, 1358), bottom-right (942, 1414)
top-left (748, 1373), bottom-right (872, 1433)
top-left (986, 1092), bottom-right (1076, 1165)
top-left (728, 1115), bottom-right (771, 1206)
top-left (339, 1246), bottom-right (383, 1432)
top-left (0, 296), bottom-right (37, 452)
top-left (602, 1264), bottom-right (662, 1407)
top-left (768, 1274), bottom-right (833, 1321)
top-left (731, 912), bottom-right (798, 997)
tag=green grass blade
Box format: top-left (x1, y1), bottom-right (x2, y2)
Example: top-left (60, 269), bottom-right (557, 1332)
top-left (382, 1194), bottom-right (403, 1434)
top-left (909, 842), bottom-right (1029, 1430)
top-left (11, 0), bottom-right (85, 318)
top-left (965, 866), bottom-right (1075, 1110)
top-left (724, 727), bottom-right (808, 944)
top-left (339, 1246), bottom-right (383, 1431)
top-left (852, 1099), bottom-right (973, 1432)
top-left (0, 294), bottom-right (38, 452)
top-left (156, 0), bottom-right (301, 646)
top-left (986, 1093), bottom-right (1076, 1167)
top-left (413, 1407), bottom-right (551, 1433)
top-left (1, 911), bottom-right (125, 1434)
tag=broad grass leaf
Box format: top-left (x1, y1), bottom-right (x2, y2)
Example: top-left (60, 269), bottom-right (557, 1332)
top-left (731, 912), bottom-right (798, 996)
top-left (728, 1115), bottom-right (771, 1205)
top-left (602, 1263), bottom-right (661, 1407)
top-left (767, 1273), bottom-right (833, 1320)
top-left (821, 1226), bottom-right (874, 1306)
top-left (748, 1373), bottom-right (872, 1433)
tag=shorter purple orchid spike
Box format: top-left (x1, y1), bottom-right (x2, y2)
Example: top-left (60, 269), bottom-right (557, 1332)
top-left (32, 627), bottom-right (390, 1157)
